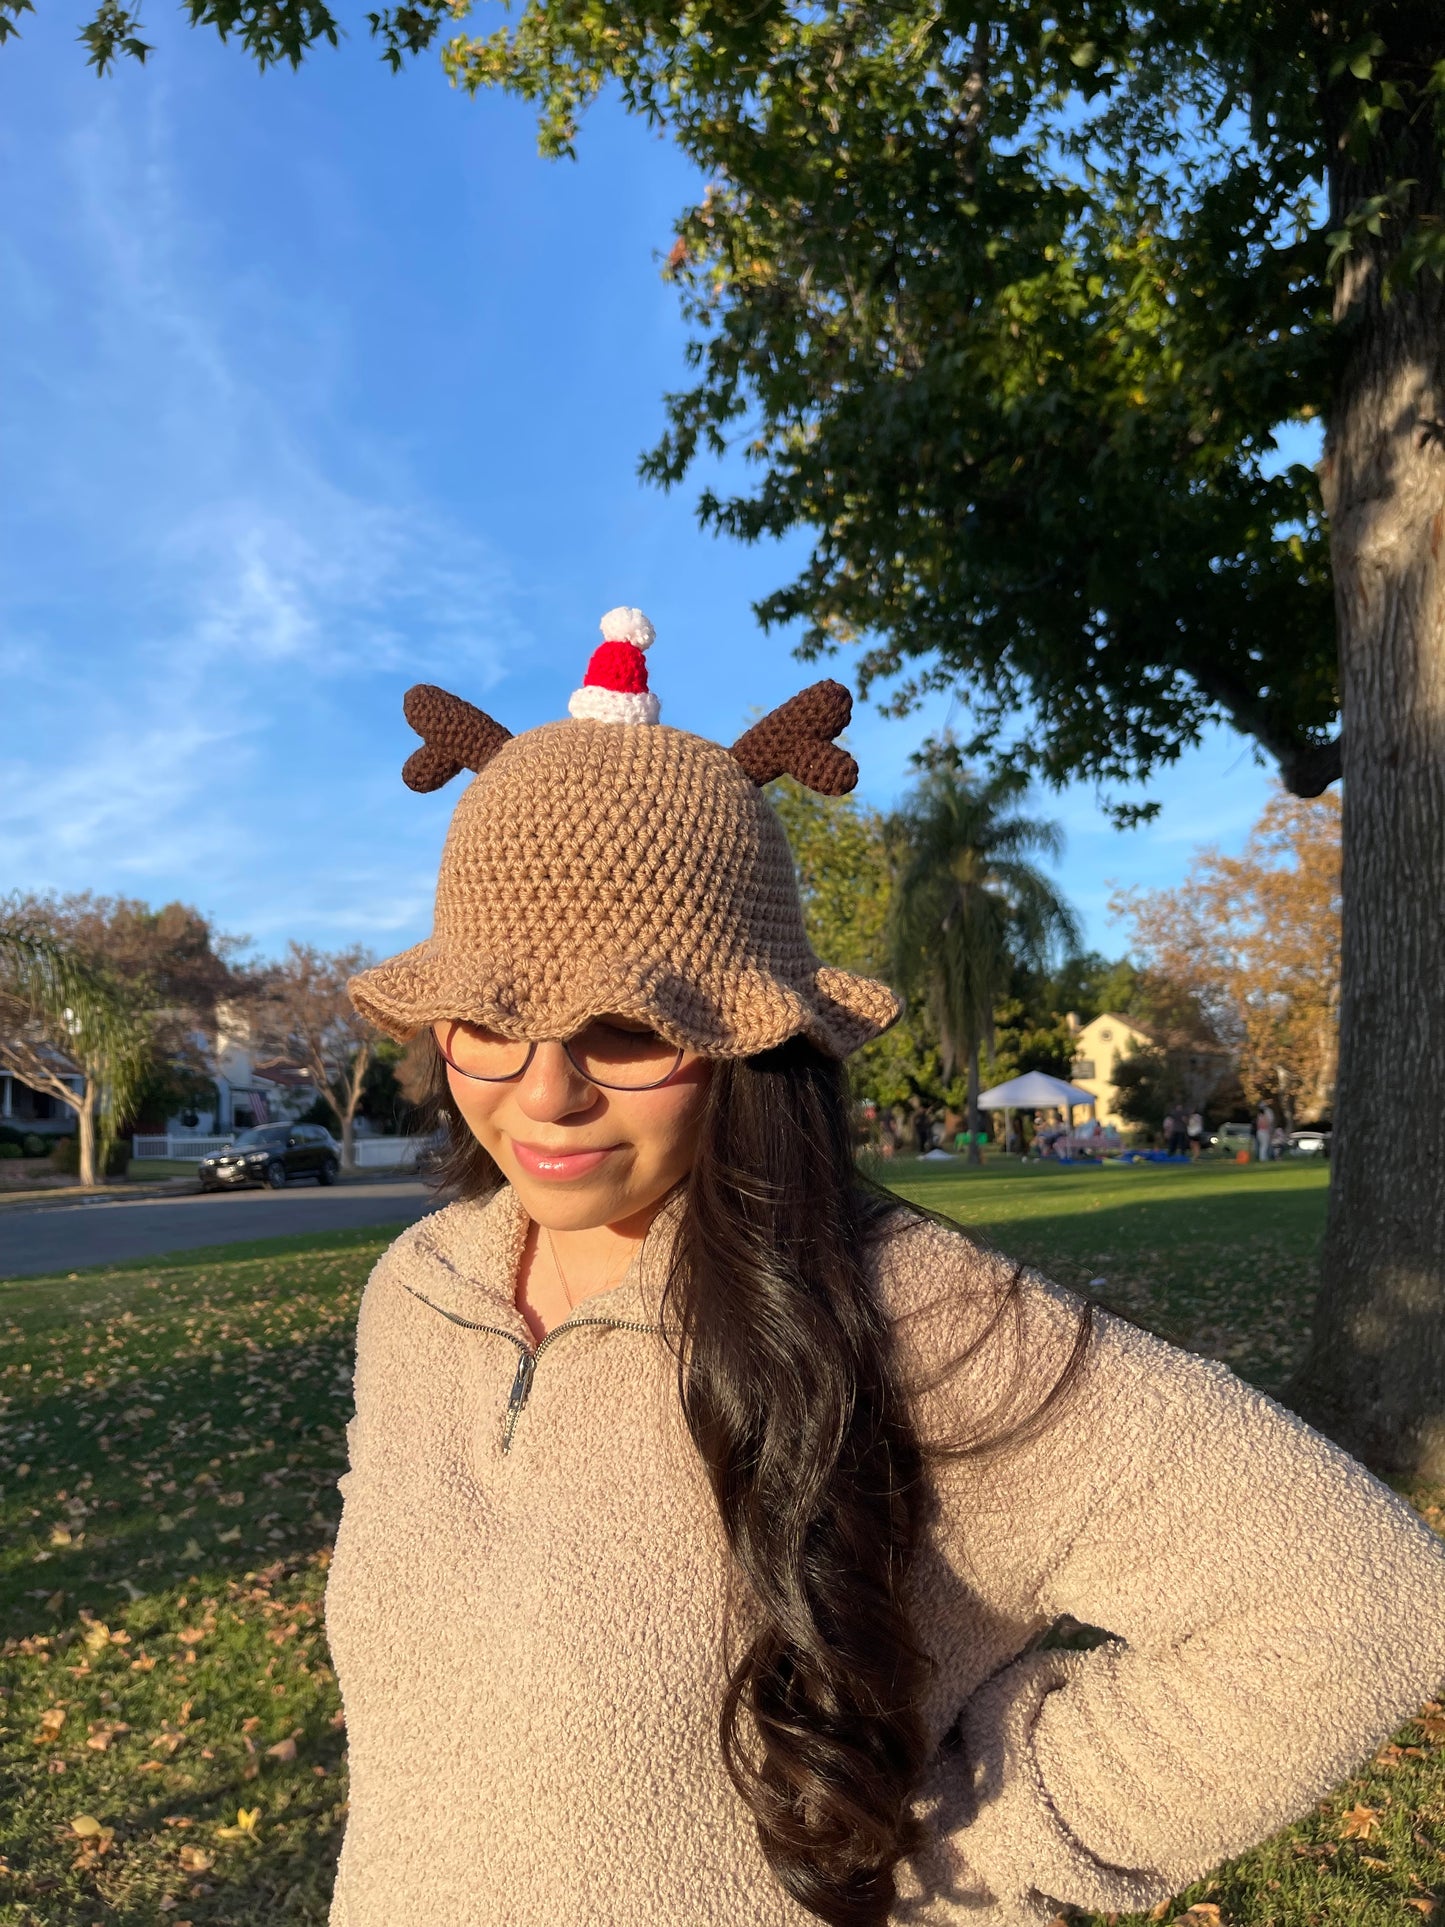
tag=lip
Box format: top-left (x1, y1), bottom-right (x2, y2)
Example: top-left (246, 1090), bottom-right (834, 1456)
top-left (511, 1140), bottom-right (619, 1181)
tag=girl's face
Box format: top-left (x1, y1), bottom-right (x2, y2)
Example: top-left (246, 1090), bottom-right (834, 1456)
top-left (436, 1017), bottom-right (715, 1234)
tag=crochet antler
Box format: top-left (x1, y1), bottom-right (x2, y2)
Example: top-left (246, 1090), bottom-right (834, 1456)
top-left (402, 685), bottom-right (513, 793)
top-left (729, 681), bottom-right (858, 795)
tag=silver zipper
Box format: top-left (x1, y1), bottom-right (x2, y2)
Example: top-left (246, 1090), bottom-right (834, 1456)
top-left (399, 1280), bottom-right (664, 1453)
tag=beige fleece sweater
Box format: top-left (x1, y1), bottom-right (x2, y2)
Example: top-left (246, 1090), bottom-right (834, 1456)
top-left (323, 1183), bottom-right (1445, 1927)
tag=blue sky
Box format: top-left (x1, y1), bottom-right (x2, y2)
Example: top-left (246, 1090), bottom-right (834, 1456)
top-left (1, 14), bottom-right (1315, 967)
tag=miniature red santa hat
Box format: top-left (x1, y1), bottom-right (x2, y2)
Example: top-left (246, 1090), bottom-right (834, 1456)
top-left (567, 606), bottom-right (660, 726)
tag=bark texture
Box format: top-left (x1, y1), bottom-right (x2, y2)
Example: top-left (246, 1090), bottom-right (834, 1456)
top-left (1286, 101), bottom-right (1445, 1475)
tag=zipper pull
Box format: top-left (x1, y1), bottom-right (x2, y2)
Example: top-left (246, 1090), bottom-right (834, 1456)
top-left (502, 1350), bottom-right (536, 1454)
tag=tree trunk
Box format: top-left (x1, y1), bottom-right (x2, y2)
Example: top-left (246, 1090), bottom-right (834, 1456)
top-left (338, 1040), bottom-right (370, 1175)
top-left (1284, 145), bottom-right (1445, 1476)
top-left (76, 1089), bottom-right (97, 1188)
top-left (966, 1045), bottom-right (981, 1166)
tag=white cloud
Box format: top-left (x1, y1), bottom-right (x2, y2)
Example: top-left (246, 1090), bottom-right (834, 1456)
top-left (2, 80), bottom-right (527, 931)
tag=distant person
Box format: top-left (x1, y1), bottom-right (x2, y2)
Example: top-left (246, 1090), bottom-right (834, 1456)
top-left (1272, 1122), bottom-right (1289, 1160)
top-left (1162, 1108), bottom-right (1180, 1156)
top-left (913, 1109), bottom-right (931, 1157)
top-left (1187, 1111), bottom-right (1205, 1161)
top-left (1256, 1103), bottom-right (1275, 1162)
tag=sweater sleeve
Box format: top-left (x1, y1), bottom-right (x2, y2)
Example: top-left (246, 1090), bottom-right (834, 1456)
top-left (921, 1298), bottom-right (1445, 1924)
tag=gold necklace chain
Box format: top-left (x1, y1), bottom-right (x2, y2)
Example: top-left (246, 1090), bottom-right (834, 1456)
top-left (544, 1225), bottom-right (634, 1313)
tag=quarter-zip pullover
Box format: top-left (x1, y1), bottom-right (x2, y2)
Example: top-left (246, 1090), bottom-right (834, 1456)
top-left (324, 1183), bottom-right (1445, 1926)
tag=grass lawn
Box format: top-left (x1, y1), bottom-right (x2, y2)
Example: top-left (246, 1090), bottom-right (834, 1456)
top-left (1, 1171), bottom-right (1441, 1926)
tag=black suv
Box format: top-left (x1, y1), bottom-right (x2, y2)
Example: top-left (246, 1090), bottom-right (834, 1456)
top-left (198, 1125), bottom-right (341, 1192)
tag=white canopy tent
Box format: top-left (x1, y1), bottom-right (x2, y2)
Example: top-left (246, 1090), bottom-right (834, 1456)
top-left (976, 1071), bottom-right (1099, 1156)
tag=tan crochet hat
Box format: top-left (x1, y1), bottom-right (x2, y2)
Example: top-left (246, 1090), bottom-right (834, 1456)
top-left (347, 607), bottom-right (902, 1059)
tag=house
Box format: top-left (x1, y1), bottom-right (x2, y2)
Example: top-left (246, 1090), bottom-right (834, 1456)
top-left (1065, 1012), bottom-right (1158, 1130)
top-left (157, 1004), bottom-right (319, 1140)
top-left (1066, 1011), bottom-right (1233, 1131)
top-left (0, 1061), bottom-right (84, 1140)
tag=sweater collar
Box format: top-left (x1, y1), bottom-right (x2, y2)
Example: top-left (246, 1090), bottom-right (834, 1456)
top-left (399, 1181), bottom-right (685, 1341)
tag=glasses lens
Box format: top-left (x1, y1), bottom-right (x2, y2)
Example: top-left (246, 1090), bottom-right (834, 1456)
top-left (569, 1018), bottom-right (683, 1089)
top-left (437, 1020), bottom-right (532, 1081)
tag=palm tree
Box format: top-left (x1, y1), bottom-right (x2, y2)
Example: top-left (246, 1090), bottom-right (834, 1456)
top-left (0, 917), bottom-right (150, 1187)
top-left (887, 764), bottom-right (1080, 1164)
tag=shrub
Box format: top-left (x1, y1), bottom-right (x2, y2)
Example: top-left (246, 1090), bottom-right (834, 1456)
top-left (0, 1142), bottom-right (21, 1160)
top-left (22, 1134), bottom-right (47, 1158)
top-left (104, 1141), bottom-right (131, 1178)
top-left (49, 1136), bottom-right (79, 1174)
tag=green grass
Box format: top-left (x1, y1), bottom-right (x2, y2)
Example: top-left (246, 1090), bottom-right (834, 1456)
top-left (0, 1175), bottom-right (1440, 1926)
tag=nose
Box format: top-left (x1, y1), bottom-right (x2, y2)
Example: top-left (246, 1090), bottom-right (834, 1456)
top-left (513, 1040), bottom-right (600, 1122)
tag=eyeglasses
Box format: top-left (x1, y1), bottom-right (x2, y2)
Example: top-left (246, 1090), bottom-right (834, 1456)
top-left (434, 1017), bottom-right (686, 1091)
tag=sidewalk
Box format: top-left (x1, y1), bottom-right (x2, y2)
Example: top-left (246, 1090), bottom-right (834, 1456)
top-left (0, 1168), bottom-right (422, 1213)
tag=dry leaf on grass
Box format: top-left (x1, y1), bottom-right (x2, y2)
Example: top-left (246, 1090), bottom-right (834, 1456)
top-left (1171, 1906), bottom-right (1222, 1926)
top-left (1340, 1803), bottom-right (1382, 1840)
top-left (177, 1844), bottom-right (214, 1872)
top-left (265, 1736), bottom-right (297, 1762)
top-left (33, 1707), bottom-right (66, 1745)
top-left (216, 1806), bottom-right (263, 1841)
top-left (86, 1719), bottom-right (131, 1751)
top-left (1405, 1901), bottom-right (1437, 1918)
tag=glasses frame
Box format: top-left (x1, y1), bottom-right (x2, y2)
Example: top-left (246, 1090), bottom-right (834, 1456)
top-left (433, 1018), bottom-right (686, 1092)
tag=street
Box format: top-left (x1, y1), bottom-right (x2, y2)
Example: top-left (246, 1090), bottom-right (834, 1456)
top-left (0, 1180), bottom-right (439, 1280)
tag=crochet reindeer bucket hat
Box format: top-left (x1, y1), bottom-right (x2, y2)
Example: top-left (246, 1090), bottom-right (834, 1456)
top-left (346, 607), bottom-right (902, 1059)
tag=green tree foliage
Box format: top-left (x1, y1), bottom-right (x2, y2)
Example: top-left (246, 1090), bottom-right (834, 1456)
top-left (439, 3), bottom-right (1416, 802)
top-left (887, 763), bottom-right (1079, 1159)
top-left (0, 913), bottom-right (151, 1185)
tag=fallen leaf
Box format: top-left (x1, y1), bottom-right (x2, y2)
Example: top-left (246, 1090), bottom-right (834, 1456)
top-left (177, 1845), bottom-right (214, 1872)
top-left (86, 1720), bottom-right (131, 1751)
top-left (1406, 1902), bottom-right (1437, 1918)
top-left (216, 1526), bottom-right (242, 1544)
top-left (33, 1707), bottom-right (66, 1745)
top-left (1360, 1854), bottom-right (1391, 1870)
top-left (216, 1805), bottom-right (263, 1841)
top-left (70, 1815), bottom-right (105, 1838)
top-left (1340, 1804), bottom-right (1382, 1840)
top-left (265, 1736), bottom-right (297, 1762)
top-left (1420, 1716), bottom-right (1445, 1743)
top-left (176, 1628), bottom-right (207, 1647)
top-left (1171, 1907), bottom-right (1222, 1926)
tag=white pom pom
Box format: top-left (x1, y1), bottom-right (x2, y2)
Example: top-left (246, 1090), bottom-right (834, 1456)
top-left (599, 605), bottom-right (656, 651)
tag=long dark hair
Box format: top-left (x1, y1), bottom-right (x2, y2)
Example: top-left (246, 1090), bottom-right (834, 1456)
top-left (405, 1030), bottom-right (1095, 1926)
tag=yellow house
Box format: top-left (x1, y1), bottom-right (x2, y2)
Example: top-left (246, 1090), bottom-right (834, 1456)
top-left (1066, 1012), bottom-right (1159, 1131)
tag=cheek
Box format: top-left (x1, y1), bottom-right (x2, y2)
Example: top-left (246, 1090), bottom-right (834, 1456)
top-left (626, 1064), bottom-right (713, 1168)
top-left (445, 1066), bottom-right (506, 1142)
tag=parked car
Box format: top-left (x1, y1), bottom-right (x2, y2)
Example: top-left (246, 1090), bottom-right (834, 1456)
top-left (198, 1124), bottom-right (341, 1191)
top-left (1208, 1121), bottom-right (1255, 1150)
top-left (1287, 1126), bottom-right (1331, 1157)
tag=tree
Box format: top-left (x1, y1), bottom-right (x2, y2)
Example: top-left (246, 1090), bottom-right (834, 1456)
top-left (440, 5), bottom-right (1445, 1476)
top-left (0, 916), bottom-right (150, 1186)
top-left (48, 2), bottom-right (1445, 1466)
top-left (256, 944), bottom-right (380, 1171)
top-left (1, 0), bottom-right (456, 75)
top-left (767, 776), bottom-right (939, 1116)
top-left (1114, 788), bottom-right (1343, 1129)
top-left (887, 764), bottom-right (1080, 1163)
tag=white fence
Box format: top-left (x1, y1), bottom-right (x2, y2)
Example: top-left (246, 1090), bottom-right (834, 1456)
top-left (351, 1135), bottom-right (441, 1170)
top-left (132, 1133), bottom-right (441, 1167)
top-left (132, 1136), bottom-right (231, 1161)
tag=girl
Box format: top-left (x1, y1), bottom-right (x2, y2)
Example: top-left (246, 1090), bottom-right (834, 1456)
top-left (325, 609), bottom-right (1444, 1927)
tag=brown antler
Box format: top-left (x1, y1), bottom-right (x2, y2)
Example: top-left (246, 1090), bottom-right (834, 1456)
top-left (729, 681), bottom-right (858, 795)
top-left (401, 685), bottom-right (513, 793)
